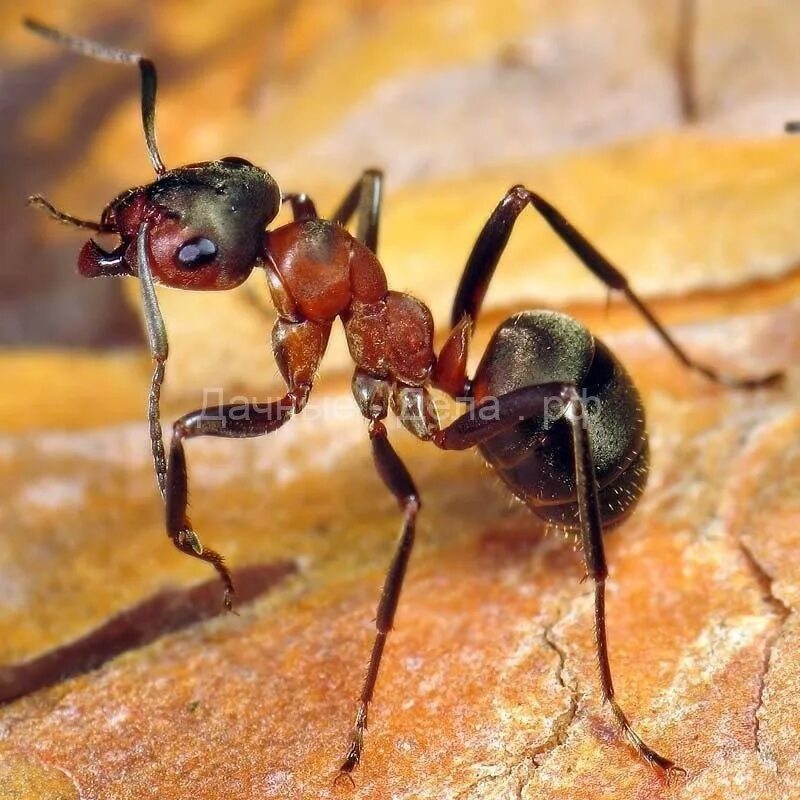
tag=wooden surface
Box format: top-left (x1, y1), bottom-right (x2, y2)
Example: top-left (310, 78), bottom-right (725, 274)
top-left (1, 2), bottom-right (799, 798)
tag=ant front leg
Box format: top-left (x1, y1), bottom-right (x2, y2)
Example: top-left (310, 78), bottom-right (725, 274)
top-left (137, 223), bottom-right (170, 498)
top-left (433, 384), bottom-right (683, 775)
top-left (452, 186), bottom-right (782, 389)
top-left (165, 316), bottom-right (330, 608)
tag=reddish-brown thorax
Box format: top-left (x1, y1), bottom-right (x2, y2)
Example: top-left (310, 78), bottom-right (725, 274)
top-left (266, 219), bottom-right (440, 388)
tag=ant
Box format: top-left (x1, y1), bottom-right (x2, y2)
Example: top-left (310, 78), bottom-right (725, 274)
top-left (24, 18), bottom-right (781, 784)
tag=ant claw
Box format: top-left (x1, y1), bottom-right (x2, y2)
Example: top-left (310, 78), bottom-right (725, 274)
top-left (703, 367), bottom-right (785, 391)
top-left (223, 588), bottom-right (238, 615)
top-left (332, 745), bottom-right (360, 790)
top-left (332, 769), bottom-right (356, 790)
top-left (641, 748), bottom-right (686, 781)
top-left (757, 370), bottom-right (785, 389)
top-left (731, 370), bottom-right (785, 390)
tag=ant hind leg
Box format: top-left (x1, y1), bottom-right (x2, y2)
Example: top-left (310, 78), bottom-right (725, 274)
top-left (432, 383), bottom-right (683, 774)
top-left (451, 185), bottom-right (782, 389)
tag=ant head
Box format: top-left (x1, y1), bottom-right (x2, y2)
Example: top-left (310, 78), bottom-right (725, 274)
top-left (83, 158), bottom-right (281, 289)
top-left (24, 20), bottom-right (282, 290)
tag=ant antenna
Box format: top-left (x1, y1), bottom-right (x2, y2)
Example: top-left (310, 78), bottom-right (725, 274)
top-left (27, 193), bottom-right (105, 231)
top-left (24, 18), bottom-right (167, 176)
top-left (675, 0), bottom-right (698, 122)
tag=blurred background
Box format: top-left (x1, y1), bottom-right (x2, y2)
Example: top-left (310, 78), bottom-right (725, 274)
top-left (2, 0), bottom-right (800, 354)
top-left (2, 6), bottom-right (800, 795)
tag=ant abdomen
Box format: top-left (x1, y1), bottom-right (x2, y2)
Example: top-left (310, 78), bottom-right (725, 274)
top-left (471, 310), bottom-right (649, 530)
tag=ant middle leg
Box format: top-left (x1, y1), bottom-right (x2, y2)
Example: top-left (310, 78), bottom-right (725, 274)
top-left (451, 186), bottom-right (782, 389)
top-left (336, 410), bottom-right (420, 782)
top-left (432, 383), bottom-right (682, 774)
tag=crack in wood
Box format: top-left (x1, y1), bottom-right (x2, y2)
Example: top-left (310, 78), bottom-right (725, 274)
top-left (532, 626), bottom-right (579, 765)
top-left (736, 540), bottom-right (791, 773)
top-left (454, 623), bottom-right (580, 800)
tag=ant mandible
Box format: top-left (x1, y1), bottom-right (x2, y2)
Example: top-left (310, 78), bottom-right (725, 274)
top-left (25, 18), bottom-right (781, 784)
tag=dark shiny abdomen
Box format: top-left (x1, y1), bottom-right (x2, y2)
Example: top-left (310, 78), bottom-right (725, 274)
top-left (471, 311), bottom-right (649, 531)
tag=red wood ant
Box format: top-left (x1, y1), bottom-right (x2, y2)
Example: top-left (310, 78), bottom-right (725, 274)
top-left (25, 18), bottom-right (781, 784)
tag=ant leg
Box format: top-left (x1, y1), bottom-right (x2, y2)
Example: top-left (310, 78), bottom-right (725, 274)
top-left (27, 194), bottom-right (106, 231)
top-left (331, 168), bottom-right (383, 253)
top-left (432, 382), bottom-right (571, 450)
top-left (432, 384), bottom-right (682, 774)
top-left (25, 18), bottom-right (165, 174)
top-left (136, 223), bottom-right (170, 498)
top-left (337, 420), bottom-right (420, 783)
top-left (430, 314), bottom-right (473, 399)
top-left (451, 186), bottom-right (782, 389)
top-left (675, 0), bottom-right (698, 122)
top-left (563, 391), bottom-right (683, 774)
top-left (283, 169), bottom-right (383, 248)
top-left (166, 393), bottom-right (299, 609)
top-left (166, 317), bottom-right (329, 608)
top-left (282, 192), bottom-right (318, 221)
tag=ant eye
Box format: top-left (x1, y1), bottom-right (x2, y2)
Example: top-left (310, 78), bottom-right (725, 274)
top-left (176, 236), bottom-right (217, 269)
